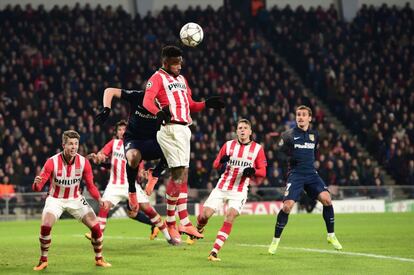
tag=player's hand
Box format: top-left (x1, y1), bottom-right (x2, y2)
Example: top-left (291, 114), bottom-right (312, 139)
top-left (220, 155), bottom-right (230, 164)
top-left (156, 106), bottom-right (171, 126)
top-left (32, 176), bottom-right (42, 191)
top-left (94, 107), bottom-right (111, 125)
top-left (205, 96), bottom-right (225, 109)
top-left (242, 167), bottom-right (256, 177)
top-left (99, 199), bottom-right (110, 210)
top-left (87, 153), bottom-right (99, 163)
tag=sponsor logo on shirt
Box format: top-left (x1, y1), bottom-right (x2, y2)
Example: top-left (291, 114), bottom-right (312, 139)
top-left (294, 142), bottom-right (315, 149)
top-left (167, 82), bottom-right (186, 91)
top-left (54, 177), bottom-right (81, 186)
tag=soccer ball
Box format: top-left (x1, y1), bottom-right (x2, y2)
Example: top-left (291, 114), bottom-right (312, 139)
top-left (179, 22), bottom-right (204, 47)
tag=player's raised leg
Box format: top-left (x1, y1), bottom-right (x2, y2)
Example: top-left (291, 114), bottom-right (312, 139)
top-left (139, 202), bottom-right (179, 245)
top-left (268, 200), bottom-right (294, 255)
top-left (125, 148), bottom-right (141, 211)
top-left (318, 191), bottom-right (342, 250)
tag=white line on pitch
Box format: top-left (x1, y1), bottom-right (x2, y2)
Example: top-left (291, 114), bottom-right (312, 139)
top-left (238, 243), bottom-right (414, 263)
top-left (73, 234), bottom-right (414, 263)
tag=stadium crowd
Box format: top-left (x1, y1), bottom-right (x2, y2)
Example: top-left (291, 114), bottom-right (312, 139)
top-left (0, 3), bottom-right (404, 213)
top-left (266, 3), bottom-right (413, 186)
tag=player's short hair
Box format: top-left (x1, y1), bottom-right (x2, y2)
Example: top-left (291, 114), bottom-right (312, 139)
top-left (62, 130), bottom-right (80, 144)
top-left (161, 45), bottom-right (182, 59)
top-left (296, 105), bottom-right (312, 116)
top-left (237, 118), bottom-right (252, 128)
top-left (115, 120), bottom-right (127, 131)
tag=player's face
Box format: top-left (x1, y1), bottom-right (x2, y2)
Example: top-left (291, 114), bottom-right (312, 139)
top-left (116, 125), bottom-right (126, 139)
top-left (296, 109), bottom-right (312, 129)
top-left (63, 138), bottom-right (79, 158)
top-left (165, 57), bottom-right (183, 76)
top-left (237, 122), bottom-right (252, 143)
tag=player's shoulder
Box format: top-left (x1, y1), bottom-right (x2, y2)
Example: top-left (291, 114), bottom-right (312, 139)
top-left (281, 128), bottom-right (294, 139)
top-left (251, 140), bottom-right (263, 149)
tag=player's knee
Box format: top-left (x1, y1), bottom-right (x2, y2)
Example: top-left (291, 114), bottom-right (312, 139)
top-left (126, 150), bottom-right (141, 167)
top-left (282, 202), bottom-right (295, 213)
top-left (319, 192), bottom-right (332, 206)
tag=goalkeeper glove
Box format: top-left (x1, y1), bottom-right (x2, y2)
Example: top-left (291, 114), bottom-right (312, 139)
top-left (205, 96), bottom-right (225, 109)
top-left (242, 167), bottom-right (256, 177)
top-left (94, 107), bottom-right (111, 125)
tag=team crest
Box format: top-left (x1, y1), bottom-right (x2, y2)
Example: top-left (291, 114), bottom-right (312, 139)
top-left (146, 81), bottom-right (152, 89)
top-left (309, 134), bottom-right (315, 141)
top-left (75, 169), bottom-right (81, 176)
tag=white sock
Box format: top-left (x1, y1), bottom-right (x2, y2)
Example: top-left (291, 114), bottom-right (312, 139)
top-left (328, 233), bottom-right (335, 238)
top-left (272, 237), bottom-right (280, 243)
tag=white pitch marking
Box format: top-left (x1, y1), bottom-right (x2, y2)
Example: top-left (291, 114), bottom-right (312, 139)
top-left (73, 235), bottom-right (414, 263)
top-left (238, 243), bottom-right (414, 263)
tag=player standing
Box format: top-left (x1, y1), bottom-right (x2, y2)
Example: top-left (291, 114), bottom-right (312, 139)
top-left (268, 105), bottom-right (342, 254)
top-left (85, 120), bottom-right (172, 243)
top-left (143, 45), bottom-right (225, 242)
top-left (191, 119), bottom-right (267, 261)
top-left (32, 130), bottom-right (111, 270)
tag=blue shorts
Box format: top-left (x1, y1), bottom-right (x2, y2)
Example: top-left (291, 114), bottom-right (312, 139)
top-left (123, 138), bottom-right (164, 161)
top-left (283, 173), bottom-right (329, 201)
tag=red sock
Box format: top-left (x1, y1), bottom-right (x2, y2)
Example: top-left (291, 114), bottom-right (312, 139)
top-left (197, 215), bottom-right (209, 230)
top-left (166, 179), bottom-right (180, 227)
top-left (177, 182), bottom-right (192, 226)
top-left (90, 223), bottom-right (103, 261)
top-left (142, 205), bottom-right (166, 230)
top-left (39, 225), bottom-right (52, 262)
top-left (97, 207), bottom-right (109, 232)
top-left (212, 222), bottom-right (233, 254)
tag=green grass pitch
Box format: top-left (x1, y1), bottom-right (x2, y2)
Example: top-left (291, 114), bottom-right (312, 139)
top-left (1, 213), bottom-right (413, 274)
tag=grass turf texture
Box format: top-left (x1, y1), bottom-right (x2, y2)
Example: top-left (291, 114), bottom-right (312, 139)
top-left (0, 213), bottom-right (413, 274)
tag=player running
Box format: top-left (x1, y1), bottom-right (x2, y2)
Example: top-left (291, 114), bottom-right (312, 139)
top-left (32, 130), bottom-right (111, 270)
top-left (143, 45), bottom-right (225, 243)
top-left (190, 119), bottom-right (267, 261)
top-left (84, 120), bottom-right (172, 243)
top-left (268, 105), bottom-right (342, 254)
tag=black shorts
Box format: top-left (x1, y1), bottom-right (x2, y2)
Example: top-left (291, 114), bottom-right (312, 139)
top-left (123, 138), bottom-right (164, 161)
top-left (283, 173), bottom-right (329, 201)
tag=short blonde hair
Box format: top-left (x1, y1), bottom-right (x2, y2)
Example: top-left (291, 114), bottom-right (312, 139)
top-left (296, 105), bottom-right (312, 116)
top-left (237, 118), bottom-right (252, 128)
top-left (62, 130), bottom-right (80, 144)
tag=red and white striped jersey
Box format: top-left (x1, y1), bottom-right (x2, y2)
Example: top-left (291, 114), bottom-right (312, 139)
top-left (213, 140), bottom-right (267, 193)
top-left (144, 69), bottom-right (205, 124)
top-left (101, 139), bottom-right (127, 186)
top-left (35, 152), bottom-right (101, 201)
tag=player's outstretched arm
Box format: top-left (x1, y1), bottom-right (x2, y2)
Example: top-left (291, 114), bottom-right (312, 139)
top-left (213, 144), bottom-right (228, 169)
top-left (94, 88), bottom-right (122, 125)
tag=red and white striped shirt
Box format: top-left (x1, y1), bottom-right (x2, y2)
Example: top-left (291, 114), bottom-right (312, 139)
top-left (34, 152), bottom-right (101, 201)
top-left (143, 69), bottom-right (205, 124)
top-left (101, 139), bottom-right (127, 186)
top-left (213, 140), bottom-right (267, 193)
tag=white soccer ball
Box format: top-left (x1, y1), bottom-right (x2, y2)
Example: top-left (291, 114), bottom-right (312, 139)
top-left (180, 22), bottom-right (204, 47)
